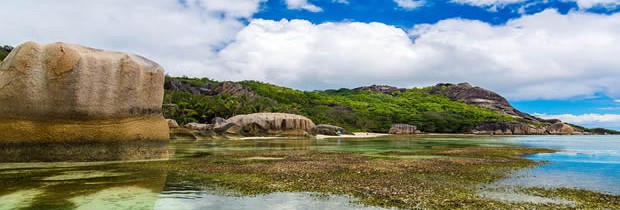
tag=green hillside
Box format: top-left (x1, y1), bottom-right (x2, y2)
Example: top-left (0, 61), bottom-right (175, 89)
top-left (164, 77), bottom-right (514, 133)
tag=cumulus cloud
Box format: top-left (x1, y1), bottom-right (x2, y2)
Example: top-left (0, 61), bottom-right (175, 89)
top-left (213, 9), bottom-right (620, 100)
top-left (285, 0), bottom-right (323, 12)
top-left (0, 0), bottom-right (263, 77)
top-left (573, 0), bottom-right (620, 9)
top-left (535, 113), bottom-right (620, 129)
top-left (453, 0), bottom-right (620, 10)
top-left (332, 0), bottom-right (350, 4)
top-left (450, 0), bottom-right (526, 7)
top-left (394, 0), bottom-right (426, 10)
top-left (2, 2), bottom-right (620, 101)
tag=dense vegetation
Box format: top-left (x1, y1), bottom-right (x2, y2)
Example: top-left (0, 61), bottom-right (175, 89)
top-left (0, 45), bottom-right (12, 62)
top-left (164, 77), bottom-right (514, 133)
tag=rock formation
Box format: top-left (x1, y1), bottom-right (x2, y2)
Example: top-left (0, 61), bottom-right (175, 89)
top-left (473, 122), bottom-right (547, 135)
top-left (0, 41), bottom-right (168, 144)
top-left (354, 85), bottom-right (406, 95)
top-left (315, 124), bottom-right (347, 136)
top-left (389, 124), bottom-right (419, 134)
top-left (185, 123), bottom-right (212, 131)
top-left (473, 121), bottom-right (582, 135)
top-left (214, 113), bottom-right (316, 136)
top-left (164, 80), bottom-right (256, 98)
top-left (429, 83), bottom-right (537, 121)
top-left (166, 119), bottom-right (180, 129)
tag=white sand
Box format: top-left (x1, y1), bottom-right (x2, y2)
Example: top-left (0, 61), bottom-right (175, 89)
top-left (315, 132), bottom-right (390, 140)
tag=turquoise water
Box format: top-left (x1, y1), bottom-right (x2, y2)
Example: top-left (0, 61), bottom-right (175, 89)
top-left (496, 135), bottom-right (620, 195)
top-left (0, 135), bottom-right (618, 209)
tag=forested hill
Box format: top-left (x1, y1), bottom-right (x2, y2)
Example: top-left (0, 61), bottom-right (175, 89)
top-left (163, 77), bottom-right (521, 133)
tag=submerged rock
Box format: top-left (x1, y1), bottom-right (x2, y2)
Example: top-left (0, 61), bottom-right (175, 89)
top-left (214, 113), bottom-right (316, 136)
top-left (389, 124), bottom-right (419, 134)
top-left (0, 42), bottom-right (169, 161)
top-left (315, 124), bottom-right (347, 136)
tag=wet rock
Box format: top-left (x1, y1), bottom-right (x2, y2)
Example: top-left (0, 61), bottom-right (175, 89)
top-left (0, 41), bottom-right (168, 144)
top-left (315, 124), bottom-right (346, 136)
top-left (388, 124), bottom-right (418, 134)
top-left (214, 113), bottom-right (316, 136)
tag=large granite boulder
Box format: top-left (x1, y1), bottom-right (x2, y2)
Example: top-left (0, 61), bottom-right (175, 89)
top-left (0, 42), bottom-right (168, 144)
top-left (315, 124), bottom-right (346, 136)
top-left (547, 122), bottom-right (579, 135)
top-left (214, 113), bottom-right (316, 136)
top-left (389, 124), bottom-right (419, 134)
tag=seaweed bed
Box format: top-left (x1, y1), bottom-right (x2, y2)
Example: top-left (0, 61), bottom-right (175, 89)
top-left (163, 147), bottom-right (620, 209)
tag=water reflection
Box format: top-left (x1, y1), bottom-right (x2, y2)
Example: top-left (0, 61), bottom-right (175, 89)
top-left (0, 140), bottom-right (172, 162)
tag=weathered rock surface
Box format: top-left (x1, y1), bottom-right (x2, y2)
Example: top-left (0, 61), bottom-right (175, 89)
top-left (473, 122), bottom-right (582, 135)
top-left (185, 123), bottom-right (212, 131)
top-left (315, 124), bottom-right (346, 136)
top-left (354, 85), bottom-right (406, 95)
top-left (0, 42), bottom-right (168, 143)
top-left (166, 119), bottom-right (180, 129)
top-left (389, 124), bottom-right (419, 134)
top-left (164, 80), bottom-right (255, 98)
top-left (214, 113), bottom-right (316, 136)
top-left (473, 122), bottom-right (547, 135)
top-left (429, 83), bottom-right (537, 122)
top-left (211, 117), bottom-right (227, 127)
top-left (547, 122), bottom-right (580, 135)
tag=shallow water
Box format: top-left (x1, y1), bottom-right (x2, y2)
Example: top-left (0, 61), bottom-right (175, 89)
top-left (495, 135), bottom-right (620, 195)
top-left (0, 135), bottom-right (618, 209)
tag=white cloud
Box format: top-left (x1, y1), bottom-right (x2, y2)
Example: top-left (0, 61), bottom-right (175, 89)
top-left (285, 0), bottom-right (323, 12)
top-left (573, 0), bottom-right (620, 9)
top-left (453, 0), bottom-right (620, 10)
top-left (394, 0), bottom-right (426, 10)
top-left (450, 0), bottom-right (526, 7)
top-left (332, 0), bottom-right (350, 4)
top-left (534, 113), bottom-right (620, 129)
top-left (615, 100), bottom-right (620, 103)
top-left (0, 0), bottom-right (264, 77)
top-left (2, 3), bottom-right (620, 102)
top-left (213, 9), bottom-right (620, 100)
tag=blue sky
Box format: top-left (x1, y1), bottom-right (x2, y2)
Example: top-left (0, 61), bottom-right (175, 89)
top-left (1, 0), bottom-right (620, 129)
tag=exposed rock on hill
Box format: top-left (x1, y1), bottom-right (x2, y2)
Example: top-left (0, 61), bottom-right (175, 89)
top-left (316, 124), bottom-right (347, 136)
top-left (474, 121), bottom-right (583, 135)
top-left (0, 42), bottom-right (169, 144)
top-left (164, 80), bottom-right (255, 98)
top-left (429, 83), bottom-right (536, 122)
top-left (354, 85), bottom-right (406, 95)
top-left (214, 113), bottom-right (316, 136)
top-left (389, 124), bottom-right (419, 134)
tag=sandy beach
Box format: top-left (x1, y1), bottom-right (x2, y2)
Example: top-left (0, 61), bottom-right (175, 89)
top-left (315, 132), bottom-right (391, 140)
